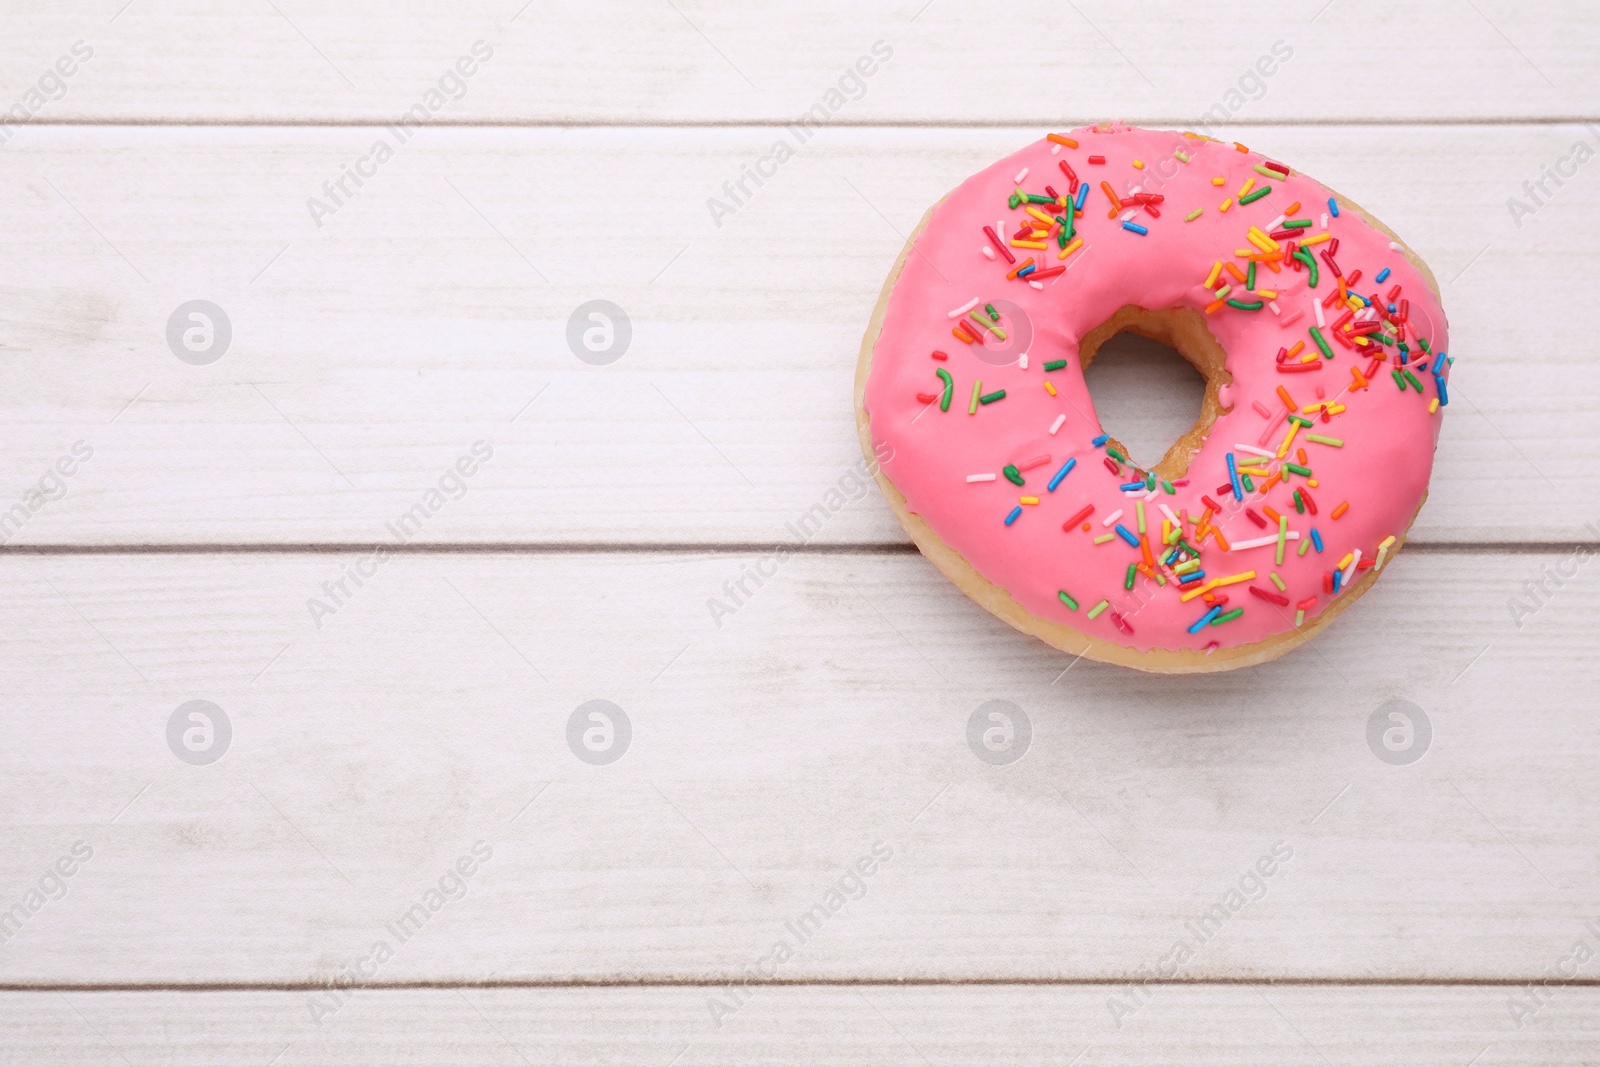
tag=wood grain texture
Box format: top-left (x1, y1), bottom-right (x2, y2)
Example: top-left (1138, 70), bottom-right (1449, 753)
top-left (0, 549), bottom-right (1593, 984)
top-left (4, 985), bottom-right (1599, 1065)
top-left (0, 1), bottom-right (1595, 124)
top-left (0, 125), bottom-right (1594, 546)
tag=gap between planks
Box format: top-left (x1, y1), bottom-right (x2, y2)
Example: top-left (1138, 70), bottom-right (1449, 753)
top-left (0, 541), bottom-right (1586, 556)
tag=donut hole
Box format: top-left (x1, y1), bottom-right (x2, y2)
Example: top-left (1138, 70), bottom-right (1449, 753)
top-left (1079, 305), bottom-right (1232, 480)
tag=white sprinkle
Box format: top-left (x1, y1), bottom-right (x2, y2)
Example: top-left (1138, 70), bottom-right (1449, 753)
top-left (966, 473), bottom-right (996, 483)
top-left (1269, 301), bottom-right (1281, 315)
top-left (1014, 167), bottom-right (1029, 183)
top-left (1102, 508), bottom-right (1124, 527)
top-left (1120, 209), bottom-right (1137, 222)
top-left (1018, 352), bottom-right (1029, 369)
top-left (1390, 241), bottom-right (1403, 251)
top-left (1048, 414), bottom-right (1066, 435)
top-left (983, 246), bottom-right (996, 260)
top-left (1228, 532), bottom-right (1302, 550)
top-left (1320, 212), bottom-right (1330, 228)
top-left (948, 297), bottom-right (981, 318)
top-left (1028, 280), bottom-right (1043, 289)
top-left (1341, 548), bottom-right (1362, 588)
top-left (1051, 143), bottom-right (1062, 155)
top-left (1266, 214), bottom-right (1286, 231)
top-left (1233, 444), bottom-right (1276, 458)
top-left (1313, 298), bottom-right (1326, 328)
top-left (1130, 185), bottom-right (1144, 195)
top-left (1144, 488), bottom-right (1161, 502)
top-left (1160, 504), bottom-right (1181, 527)
top-left (998, 221), bottom-right (1007, 242)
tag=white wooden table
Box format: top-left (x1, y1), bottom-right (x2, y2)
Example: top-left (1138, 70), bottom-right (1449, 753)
top-left (1, 2), bottom-right (1598, 1063)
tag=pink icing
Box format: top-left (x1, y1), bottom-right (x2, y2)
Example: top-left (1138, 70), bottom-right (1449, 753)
top-left (864, 124), bottom-right (1450, 654)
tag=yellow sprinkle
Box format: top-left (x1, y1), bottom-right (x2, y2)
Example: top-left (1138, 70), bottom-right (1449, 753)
top-left (1180, 580), bottom-right (1219, 602)
top-left (1428, 398), bottom-right (1440, 413)
top-left (1025, 206), bottom-right (1056, 225)
top-left (1021, 496), bottom-right (1040, 505)
top-left (1093, 533), bottom-right (1115, 545)
top-left (1211, 176), bottom-right (1226, 186)
top-left (1213, 571), bottom-right (1256, 588)
top-left (1058, 236), bottom-right (1084, 259)
top-left (1307, 478), bottom-right (1319, 488)
top-left (1257, 289), bottom-right (1278, 299)
top-left (1219, 198), bottom-right (1233, 212)
top-left (1043, 380), bottom-right (1058, 396)
top-left (1239, 177), bottom-right (1256, 197)
top-left (1337, 552), bottom-right (1354, 571)
top-left (1246, 231), bottom-right (1276, 254)
top-left (1327, 403), bottom-right (1346, 414)
top-left (1133, 159), bottom-right (1145, 169)
top-left (1301, 232), bottom-right (1332, 245)
top-left (1010, 239), bottom-right (1048, 249)
top-left (1204, 261), bottom-right (1224, 288)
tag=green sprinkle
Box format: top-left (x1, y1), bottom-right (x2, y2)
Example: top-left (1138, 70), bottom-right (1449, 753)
top-left (1284, 463), bottom-right (1312, 477)
top-left (1058, 590), bottom-right (1079, 611)
top-left (1419, 338), bottom-right (1431, 352)
top-left (1043, 359), bottom-right (1068, 371)
top-left (935, 367), bottom-right (953, 412)
top-left (1026, 194), bottom-right (1054, 205)
top-left (1239, 185), bottom-right (1272, 204)
top-left (1282, 219), bottom-right (1313, 229)
top-left (1008, 194), bottom-right (1022, 209)
top-left (1144, 472), bottom-right (1155, 491)
top-left (1175, 150), bottom-right (1190, 163)
top-left (1107, 447), bottom-right (1126, 463)
top-left (969, 379), bottom-right (982, 414)
top-left (1402, 369), bottom-right (1424, 392)
top-left (1161, 480), bottom-right (1175, 494)
top-left (1136, 501), bottom-right (1146, 533)
top-left (1288, 414), bottom-right (1314, 428)
top-left (1376, 333), bottom-right (1397, 346)
top-left (1125, 563), bottom-right (1138, 590)
top-left (1305, 434), bottom-right (1343, 447)
top-left (1310, 326), bottom-right (1334, 360)
top-left (1298, 537), bottom-right (1311, 557)
top-left (1003, 464), bottom-right (1024, 486)
top-left (1241, 473), bottom-right (1255, 492)
top-left (1253, 164), bottom-right (1287, 180)
top-left (1210, 607), bottom-right (1245, 625)
top-left (984, 303), bottom-right (999, 322)
top-left (1093, 533), bottom-right (1115, 545)
top-left (1295, 248), bottom-right (1320, 288)
top-left (1184, 207), bottom-right (1203, 221)
top-left (1293, 489), bottom-right (1305, 514)
top-left (979, 389), bottom-right (1007, 405)
top-left (1269, 571), bottom-right (1286, 591)
top-left (1060, 208), bottom-right (1075, 241)
top-left (1246, 261), bottom-right (1257, 291)
top-left (1391, 369), bottom-right (1406, 391)
top-left (1226, 299), bottom-right (1264, 310)
top-left (1087, 599), bottom-right (1110, 620)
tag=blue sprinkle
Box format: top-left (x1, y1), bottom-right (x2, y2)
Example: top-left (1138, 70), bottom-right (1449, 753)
top-left (1332, 569), bottom-right (1343, 594)
top-left (1047, 458), bottom-right (1077, 492)
top-left (1018, 264), bottom-right (1036, 277)
top-left (1310, 528), bottom-right (1324, 553)
top-left (1387, 303), bottom-right (1397, 314)
top-left (1091, 433), bottom-right (1109, 447)
top-left (1004, 506), bottom-right (1023, 526)
top-left (1122, 221), bottom-right (1149, 235)
top-left (1119, 481), bottom-right (1145, 492)
top-left (1226, 452), bottom-right (1243, 500)
top-left (1435, 374), bottom-right (1449, 406)
top-left (1114, 524), bottom-right (1140, 547)
top-left (1178, 570), bottom-right (1207, 585)
top-left (1431, 352), bottom-right (1447, 375)
top-left (1075, 184), bottom-right (1089, 210)
top-left (1187, 605), bottom-right (1223, 634)
top-left (1376, 267), bottom-right (1391, 283)
top-left (1327, 197), bottom-right (1339, 217)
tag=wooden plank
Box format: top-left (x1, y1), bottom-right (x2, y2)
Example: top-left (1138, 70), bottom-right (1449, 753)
top-left (3, 985), bottom-right (1598, 1065)
top-left (1, 2), bottom-right (1595, 124)
top-left (0, 124), bottom-right (1593, 546)
top-left (0, 549), bottom-right (1594, 984)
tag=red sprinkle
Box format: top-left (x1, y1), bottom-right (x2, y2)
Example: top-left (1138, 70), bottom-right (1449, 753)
top-left (1245, 508), bottom-right (1267, 528)
top-left (931, 350), bottom-right (948, 361)
top-left (1297, 597), bottom-right (1319, 611)
top-left (1087, 155), bottom-right (1106, 164)
top-left (1062, 504), bottom-right (1095, 530)
top-left (983, 225), bottom-right (1015, 264)
top-left (1249, 585), bottom-right (1290, 606)
top-left (915, 392), bottom-right (939, 403)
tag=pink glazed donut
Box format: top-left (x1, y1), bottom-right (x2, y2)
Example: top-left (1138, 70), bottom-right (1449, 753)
top-left (855, 123), bottom-right (1450, 672)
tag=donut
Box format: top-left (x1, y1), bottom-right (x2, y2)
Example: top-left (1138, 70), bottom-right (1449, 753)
top-left (855, 123), bottom-right (1451, 672)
